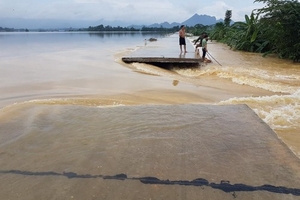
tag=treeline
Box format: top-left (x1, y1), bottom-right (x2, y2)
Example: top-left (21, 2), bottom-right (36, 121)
top-left (141, 26), bottom-right (180, 33)
top-left (189, 0), bottom-right (300, 62)
top-left (84, 25), bottom-right (179, 33)
top-left (0, 27), bottom-right (15, 32)
top-left (84, 25), bottom-right (137, 31)
top-left (0, 27), bottom-right (29, 32)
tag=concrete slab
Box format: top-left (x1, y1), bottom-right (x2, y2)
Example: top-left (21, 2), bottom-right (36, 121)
top-left (122, 34), bottom-right (202, 68)
top-left (0, 104), bottom-right (300, 199)
top-left (133, 34), bottom-right (195, 56)
top-left (122, 57), bottom-right (201, 68)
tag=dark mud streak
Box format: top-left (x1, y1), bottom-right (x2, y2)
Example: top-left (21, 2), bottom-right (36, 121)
top-left (1, 170), bottom-right (300, 196)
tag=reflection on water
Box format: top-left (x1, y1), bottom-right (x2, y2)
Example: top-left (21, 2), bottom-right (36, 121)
top-left (172, 80), bottom-right (179, 86)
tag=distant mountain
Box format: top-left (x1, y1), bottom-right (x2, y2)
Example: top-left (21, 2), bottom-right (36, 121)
top-left (147, 21), bottom-right (181, 28)
top-left (182, 14), bottom-right (219, 26)
top-left (0, 13), bottom-right (224, 30)
top-left (146, 14), bottom-right (222, 28)
top-left (127, 22), bottom-right (180, 29)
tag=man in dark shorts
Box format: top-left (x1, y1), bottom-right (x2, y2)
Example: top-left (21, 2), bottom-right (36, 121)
top-left (179, 25), bottom-right (187, 53)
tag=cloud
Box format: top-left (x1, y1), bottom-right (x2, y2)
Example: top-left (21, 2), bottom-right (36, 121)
top-left (9, 0), bottom-right (177, 24)
top-left (71, 0), bottom-right (188, 24)
top-left (0, 0), bottom-right (266, 26)
top-left (71, 0), bottom-right (194, 23)
top-left (74, 0), bottom-right (101, 3)
top-left (197, 1), bottom-right (232, 20)
top-left (194, 1), bottom-right (264, 22)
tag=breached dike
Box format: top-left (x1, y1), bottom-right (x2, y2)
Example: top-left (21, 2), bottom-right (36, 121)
top-left (122, 56), bottom-right (202, 69)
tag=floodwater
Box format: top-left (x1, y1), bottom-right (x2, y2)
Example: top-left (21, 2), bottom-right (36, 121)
top-left (0, 32), bottom-right (300, 199)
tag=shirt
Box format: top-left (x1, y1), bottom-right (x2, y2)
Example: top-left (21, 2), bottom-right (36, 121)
top-left (202, 38), bottom-right (207, 49)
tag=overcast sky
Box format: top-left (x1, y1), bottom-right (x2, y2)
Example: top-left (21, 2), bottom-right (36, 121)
top-left (0, 0), bottom-right (265, 24)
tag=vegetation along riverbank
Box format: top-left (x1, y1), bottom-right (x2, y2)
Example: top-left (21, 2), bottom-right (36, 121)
top-left (190, 0), bottom-right (300, 62)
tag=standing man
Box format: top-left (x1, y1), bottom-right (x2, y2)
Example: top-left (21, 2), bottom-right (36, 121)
top-left (179, 25), bottom-right (187, 53)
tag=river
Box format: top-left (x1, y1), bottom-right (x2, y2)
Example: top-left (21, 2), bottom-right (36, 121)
top-left (0, 32), bottom-right (299, 199)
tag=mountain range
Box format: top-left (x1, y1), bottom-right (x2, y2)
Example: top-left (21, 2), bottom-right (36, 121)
top-left (149, 14), bottom-right (223, 28)
top-left (130, 14), bottom-right (223, 29)
top-left (0, 14), bottom-right (223, 30)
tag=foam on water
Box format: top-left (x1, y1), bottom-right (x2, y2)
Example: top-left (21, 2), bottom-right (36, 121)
top-left (132, 62), bottom-right (166, 76)
top-left (218, 89), bottom-right (300, 133)
top-left (174, 65), bottom-right (299, 94)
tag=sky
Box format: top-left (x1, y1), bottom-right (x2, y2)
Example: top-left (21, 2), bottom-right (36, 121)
top-left (0, 0), bottom-right (265, 26)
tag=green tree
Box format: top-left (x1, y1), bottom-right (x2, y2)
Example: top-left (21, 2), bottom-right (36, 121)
top-left (210, 10), bottom-right (232, 41)
top-left (227, 12), bottom-right (267, 52)
top-left (224, 10), bottom-right (232, 27)
top-left (210, 22), bottom-right (226, 41)
top-left (254, 0), bottom-right (300, 61)
top-left (190, 24), bottom-right (209, 36)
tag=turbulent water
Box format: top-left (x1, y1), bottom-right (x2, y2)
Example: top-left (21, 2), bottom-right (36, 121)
top-left (176, 39), bottom-right (300, 157)
top-left (0, 32), bottom-right (300, 157)
top-left (1, 31), bottom-right (300, 200)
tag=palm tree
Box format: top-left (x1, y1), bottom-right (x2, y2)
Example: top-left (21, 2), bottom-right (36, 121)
top-left (228, 13), bottom-right (256, 51)
top-left (210, 22), bottom-right (226, 41)
top-left (224, 10), bottom-right (232, 27)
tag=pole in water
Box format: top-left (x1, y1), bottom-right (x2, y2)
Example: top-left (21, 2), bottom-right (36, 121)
top-left (207, 52), bottom-right (222, 66)
top-left (207, 53), bottom-right (212, 61)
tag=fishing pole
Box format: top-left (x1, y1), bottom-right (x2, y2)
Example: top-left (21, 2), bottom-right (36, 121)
top-left (207, 52), bottom-right (222, 66)
top-left (207, 53), bottom-right (212, 61)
